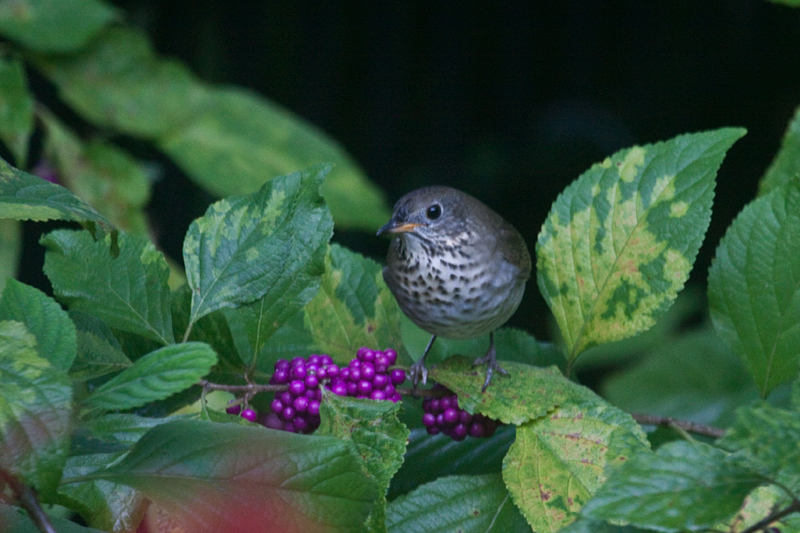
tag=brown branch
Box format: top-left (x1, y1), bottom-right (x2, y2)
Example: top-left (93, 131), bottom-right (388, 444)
top-left (198, 379), bottom-right (286, 393)
top-left (0, 470), bottom-right (57, 533)
top-left (631, 413), bottom-right (725, 439)
top-left (738, 498), bottom-right (800, 533)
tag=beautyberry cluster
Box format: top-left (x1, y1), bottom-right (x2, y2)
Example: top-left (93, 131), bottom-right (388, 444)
top-left (327, 347), bottom-right (406, 402)
top-left (261, 354), bottom-right (334, 433)
top-left (227, 348), bottom-right (407, 434)
top-left (422, 385), bottom-right (500, 440)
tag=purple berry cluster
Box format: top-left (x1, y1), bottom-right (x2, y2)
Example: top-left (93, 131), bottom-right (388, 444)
top-left (261, 354), bottom-right (335, 433)
top-left (421, 385), bottom-right (500, 440)
top-left (327, 347), bottom-right (405, 402)
top-left (226, 348), bottom-right (407, 434)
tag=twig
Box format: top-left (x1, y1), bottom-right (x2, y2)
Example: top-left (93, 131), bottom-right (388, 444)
top-left (738, 498), bottom-right (800, 533)
top-left (0, 470), bottom-right (57, 533)
top-left (198, 379), bottom-right (286, 393)
top-left (631, 413), bottom-right (725, 439)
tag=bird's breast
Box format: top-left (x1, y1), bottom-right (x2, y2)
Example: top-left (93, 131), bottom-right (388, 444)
top-left (384, 235), bottom-right (526, 339)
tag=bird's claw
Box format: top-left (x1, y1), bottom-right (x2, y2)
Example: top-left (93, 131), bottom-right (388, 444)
top-left (409, 359), bottom-right (428, 391)
top-left (473, 352), bottom-right (508, 392)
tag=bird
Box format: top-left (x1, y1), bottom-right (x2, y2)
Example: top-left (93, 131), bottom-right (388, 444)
top-left (377, 186), bottom-right (531, 392)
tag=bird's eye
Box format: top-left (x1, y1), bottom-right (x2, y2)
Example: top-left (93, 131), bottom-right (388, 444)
top-left (426, 204), bottom-right (442, 220)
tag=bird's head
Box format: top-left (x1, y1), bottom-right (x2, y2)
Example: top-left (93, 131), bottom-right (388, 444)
top-left (376, 186), bottom-right (473, 244)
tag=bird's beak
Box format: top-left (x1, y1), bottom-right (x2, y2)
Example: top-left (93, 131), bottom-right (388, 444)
top-left (377, 220), bottom-right (424, 236)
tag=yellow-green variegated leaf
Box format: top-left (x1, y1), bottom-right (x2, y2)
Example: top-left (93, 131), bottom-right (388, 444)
top-left (537, 128), bottom-right (745, 361)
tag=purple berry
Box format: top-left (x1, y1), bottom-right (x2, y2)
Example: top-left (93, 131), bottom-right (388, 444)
top-left (331, 381), bottom-right (348, 396)
top-left (308, 400), bottom-right (320, 416)
top-left (263, 412), bottom-right (284, 430)
top-left (289, 380), bottom-right (305, 396)
top-left (375, 354), bottom-right (389, 367)
top-left (305, 389), bottom-right (317, 399)
top-left (293, 396), bottom-right (309, 412)
top-left (373, 374), bottom-right (389, 389)
top-left (452, 423), bottom-right (468, 441)
top-left (340, 367), bottom-right (351, 381)
top-left (360, 363), bottom-right (376, 381)
top-left (279, 391), bottom-right (293, 406)
top-left (346, 382), bottom-right (358, 396)
top-left (270, 368), bottom-right (289, 384)
top-left (306, 363), bottom-right (319, 375)
top-left (281, 406), bottom-right (295, 422)
top-left (361, 349), bottom-right (375, 363)
top-left (305, 375), bottom-right (319, 389)
top-left (426, 426), bottom-right (441, 435)
top-left (226, 404), bottom-right (242, 415)
top-left (385, 348), bottom-right (398, 365)
top-left (469, 422), bottom-right (486, 438)
top-left (270, 399), bottom-right (283, 414)
top-left (284, 422), bottom-right (297, 433)
top-left (440, 397), bottom-right (452, 411)
top-left (391, 392), bottom-right (402, 403)
top-left (350, 368), bottom-right (362, 382)
top-left (430, 399), bottom-right (441, 413)
top-left (349, 359), bottom-right (362, 369)
top-left (241, 408), bottom-right (257, 422)
top-left (293, 416), bottom-right (309, 433)
top-left (444, 408), bottom-right (459, 424)
top-left (384, 384), bottom-right (396, 397)
top-left (316, 367), bottom-right (328, 379)
top-left (320, 355), bottom-right (333, 366)
top-left (326, 364), bottom-right (340, 378)
top-left (422, 413), bottom-right (436, 427)
top-left (290, 365), bottom-right (307, 380)
top-left (370, 390), bottom-right (387, 401)
top-left (390, 368), bottom-right (406, 385)
top-left (358, 380), bottom-right (373, 395)
top-left (275, 359), bottom-right (290, 371)
top-left (459, 410), bottom-right (473, 424)
top-left (308, 354), bottom-right (321, 366)
top-left (436, 413), bottom-right (445, 426)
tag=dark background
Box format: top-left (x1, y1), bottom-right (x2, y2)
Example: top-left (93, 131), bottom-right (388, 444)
top-left (94, 2), bottom-right (800, 338)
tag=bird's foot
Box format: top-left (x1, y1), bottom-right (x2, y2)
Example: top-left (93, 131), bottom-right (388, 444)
top-left (409, 359), bottom-right (429, 391)
top-left (473, 348), bottom-right (508, 392)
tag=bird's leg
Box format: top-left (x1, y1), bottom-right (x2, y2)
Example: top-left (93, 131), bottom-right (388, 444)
top-left (409, 335), bottom-right (437, 390)
top-left (473, 332), bottom-right (508, 392)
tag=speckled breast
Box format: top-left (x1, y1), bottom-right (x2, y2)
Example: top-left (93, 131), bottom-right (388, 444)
top-left (383, 233), bottom-right (526, 340)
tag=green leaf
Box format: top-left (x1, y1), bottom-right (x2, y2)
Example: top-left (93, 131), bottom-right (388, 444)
top-left (389, 425), bottom-right (516, 499)
top-left (0, 0), bottom-right (118, 52)
top-left (602, 329), bottom-right (758, 427)
top-left (428, 355), bottom-right (595, 425)
top-left (56, 452), bottom-right (147, 533)
top-left (0, 278), bottom-right (76, 371)
top-left (161, 88), bottom-right (391, 230)
top-left (718, 402), bottom-right (800, 484)
top-left (183, 166), bottom-right (333, 328)
top-left (0, 56), bottom-right (33, 166)
top-left (537, 128), bottom-right (746, 360)
top-left (42, 229), bottom-right (175, 345)
top-left (86, 418), bottom-right (379, 532)
top-left (39, 108), bottom-right (150, 234)
top-left (386, 473), bottom-right (531, 533)
top-left (759, 106), bottom-right (800, 196)
top-left (0, 219), bottom-right (22, 294)
top-left (0, 321), bottom-right (72, 498)
top-left (0, 156), bottom-right (113, 231)
top-left (0, 503), bottom-right (108, 533)
top-left (83, 342), bottom-right (216, 411)
top-left (69, 311), bottom-right (132, 380)
top-left (303, 243), bottom-right (406, 363)
top-left (581, 441), bottom-right (762, 532)
top-left (709, 180), bottom-right (800, 396)
top-left (503, 401), bottom-right (649, 532)
top-left (33, 27), bottom-right (390, 230)
top-left (317, 391), bottom-right (409, 532)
